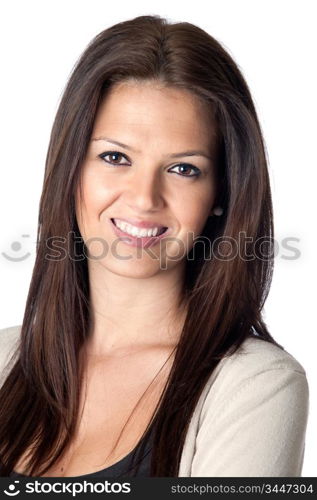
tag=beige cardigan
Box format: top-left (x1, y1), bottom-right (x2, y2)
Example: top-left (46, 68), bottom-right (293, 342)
top-left (0, 325), bottom-right (309, 477)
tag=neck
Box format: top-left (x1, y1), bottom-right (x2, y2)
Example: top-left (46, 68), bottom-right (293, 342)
top-left (84, 261), bottom-right (188, 356)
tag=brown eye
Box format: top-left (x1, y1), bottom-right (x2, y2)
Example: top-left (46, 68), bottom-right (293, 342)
top-left (99, 151), bottom-right (130, 165)
top-left (169, 163), bottom-right (201, 178)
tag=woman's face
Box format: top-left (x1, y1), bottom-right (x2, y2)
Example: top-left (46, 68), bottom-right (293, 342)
top-left (76, 80), bottom-right (218, 278)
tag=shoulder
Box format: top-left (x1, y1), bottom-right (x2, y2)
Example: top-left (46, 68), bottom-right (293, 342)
top-left (0, 325), bottom-right (22, 386)
top-left (205, 335), bottom-right (307, 398)
top-left (226, 334), bottom-right (306, 375)
top-left (201, 335), bottom-right (309, 418)
top-left (191, 336), bottom-right (309, 476)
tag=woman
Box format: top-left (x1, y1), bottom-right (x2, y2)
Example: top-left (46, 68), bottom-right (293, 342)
top-left (0, 15), bottom-right (309, 477)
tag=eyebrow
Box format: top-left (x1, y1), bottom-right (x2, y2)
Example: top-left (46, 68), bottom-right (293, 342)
top-left (91, 136), bottom-right (213, 161)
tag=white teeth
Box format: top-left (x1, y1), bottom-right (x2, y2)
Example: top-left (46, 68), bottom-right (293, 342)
top-left (131, 226), bottom-right (139, 237)
top-left (113, 219), bottom-right (164, 238)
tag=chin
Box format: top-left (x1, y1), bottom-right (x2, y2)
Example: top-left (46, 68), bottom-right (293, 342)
top-left (100, 257), bottom-right (166, 279)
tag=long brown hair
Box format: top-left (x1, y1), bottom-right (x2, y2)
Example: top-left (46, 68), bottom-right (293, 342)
top-left (0, 14), bottom-right (281, 476)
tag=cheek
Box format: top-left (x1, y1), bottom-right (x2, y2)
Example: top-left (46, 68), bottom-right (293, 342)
top-left (175, 183), bottom-right (215, 233)
top-left (77, 174), bottom-right (117, 224)
top-left (181, 208), bottom-right (210, 239)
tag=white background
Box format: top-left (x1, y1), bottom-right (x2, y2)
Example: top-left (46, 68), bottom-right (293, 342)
top-left (0, 0), bottom-right (316, 476)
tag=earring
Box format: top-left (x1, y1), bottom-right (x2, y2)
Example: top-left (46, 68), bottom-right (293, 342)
top-left (211, 206), bottom-right (223, 216)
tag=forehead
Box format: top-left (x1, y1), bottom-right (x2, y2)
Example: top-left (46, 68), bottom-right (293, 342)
top-left (91, 81), bottom-right (217, 149)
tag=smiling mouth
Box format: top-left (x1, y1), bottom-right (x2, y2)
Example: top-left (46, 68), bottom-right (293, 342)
top-left (110, 218), bottom-right (168, 238)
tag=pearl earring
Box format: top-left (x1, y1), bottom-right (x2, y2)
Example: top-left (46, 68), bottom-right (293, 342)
top-left (212, 206), bottom-right (223, 216)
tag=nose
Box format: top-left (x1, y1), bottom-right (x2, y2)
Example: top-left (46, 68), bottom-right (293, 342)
top-left (124, 169), bottom-right (165, 213)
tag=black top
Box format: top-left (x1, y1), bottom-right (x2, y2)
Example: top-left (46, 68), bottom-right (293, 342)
top-left (10, 426), bottom-right (154, 478)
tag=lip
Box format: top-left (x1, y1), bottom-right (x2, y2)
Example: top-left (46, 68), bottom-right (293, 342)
top-left (112, 217), bottom-right (167, 230)
top-left (109, 218), bottom-right (171, 248)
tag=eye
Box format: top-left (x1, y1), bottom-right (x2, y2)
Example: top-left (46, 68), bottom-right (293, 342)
top-left (99, 151), bottom-right (130, 165)
top-left (98, 151), bottom-right (201, 178)
top-left (168, 163), bottom-right (201, 178)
